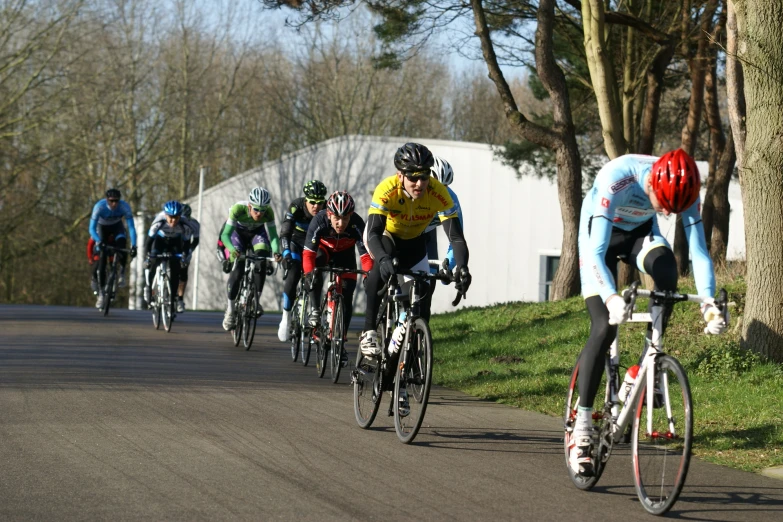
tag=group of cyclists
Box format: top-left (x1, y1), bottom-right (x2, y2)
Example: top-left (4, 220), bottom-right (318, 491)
top-left (87, 142), bottom-right (728, 479)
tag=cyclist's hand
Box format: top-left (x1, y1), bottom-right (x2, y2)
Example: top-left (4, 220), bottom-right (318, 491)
top-left (229, 249), bottom-right (239, 262)
top-left (144, 256), bottom-right (152, 270)
top-left (222, 259), bottom-right (232, 274)
top-left (273, 252), bottom-right (283, 263)
top-left (606, 294), bottom-right (629, 325)
top-left (378, 256), bottom-right (396, 282)
top-left (282, 250), bottom-right (293, 271)
top-left (94, 241), bottom-right (103, 253)
top-left (130, 246), bottom-right (137, 259)
top-left (701, 298), bottom-right (728, 335)
top-left (454, 266), bottom-right (472, 295)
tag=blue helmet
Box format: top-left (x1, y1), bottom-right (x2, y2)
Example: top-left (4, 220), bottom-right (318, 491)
top-left (163, 200), bottom-right (183, 216)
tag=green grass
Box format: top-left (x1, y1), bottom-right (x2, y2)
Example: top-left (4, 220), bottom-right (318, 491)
top-left (430, 271), bottom-right (783, 473)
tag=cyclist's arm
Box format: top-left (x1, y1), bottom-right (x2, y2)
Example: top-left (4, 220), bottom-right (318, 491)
top-left (352, 214), bottom-right (374, 272)
top-left (279, 203), bottom-right (298, 254)
top-left (89, 201), bottom-right (102, 243)
top-left (445, 188), bottom-right (464, 269)
top-left (584, 206), bottom-right (620, 303)
top-left (365, 213), bottom-right (391, 260)
top-left (441, 217), bottom-right (468, 267)
top-left (681, 199), bottom-right (716, 297)
top-left (301, 217), bottom-right (322, 274)
top-left (266, 220), bottom-right (280, 254)
top-left (122, 202), bottom-right (137, 246)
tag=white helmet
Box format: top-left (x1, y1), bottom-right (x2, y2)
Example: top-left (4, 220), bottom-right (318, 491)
top-left (430, 156), bottom-right (454, 186)
top-left (248, 187), bottom-right (271, 207)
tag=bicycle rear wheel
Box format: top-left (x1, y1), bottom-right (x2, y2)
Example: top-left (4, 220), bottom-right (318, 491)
top-left (161, 274), bottom-right (173, 332)
top-left (290, 296), bottom-right (301, 362)
top-left (102, 261), bottom-right (116, 317)
top-left (632, 355), bottom-right (693, 515)
top-left (393, 318), bottom-right (433, 444)
top-left (243, 283), bottom-right (258, 350)
top-left (563, 363), bottom-right (610, 490)
top-left (329, 295), bottom-right (344, 384)
top-left (353, 350), bottom-right (382, 428)
top-left (152, 302), bottom-right (161, 329)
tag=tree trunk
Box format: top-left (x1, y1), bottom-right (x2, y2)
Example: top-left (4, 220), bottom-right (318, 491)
top-left (734, 0), bottom-right (783, 361)
top-left (710, 131), bottom-right (735, 263)
top-left (638, 43), bottom-right (675, 154)
top-left (582, 0), bottom-right (627, 158)
top-left (472, 0), bottom-right (583, 300)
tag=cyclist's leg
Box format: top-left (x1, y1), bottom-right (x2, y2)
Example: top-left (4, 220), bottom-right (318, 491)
top-left (363, 234), bottom-right (396, 333)
top-left (632, 229), bottom-right (678, 348)
top-left (168, 237), bottom-right (183, 315)
top-left (307, 248), bottom-right (329, 325)
top-left (395, 235), bottom-right (430, 320)
top-left (281, 245), bottom-right (303, 313)
top-left (333, 248), bottom-right (358, 337)
top-left (250, 229), bottom-right (272, 304)
top-left (96, 224), bottom-right (110, 291)
top-left (226, 230), bottom-right (248, 305)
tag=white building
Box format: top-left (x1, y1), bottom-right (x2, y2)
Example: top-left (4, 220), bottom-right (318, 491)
top-left (185, 135), bottom-right (745, 314)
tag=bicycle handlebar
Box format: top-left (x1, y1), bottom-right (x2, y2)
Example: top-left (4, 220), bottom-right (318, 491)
top-left (621, 280), bottom-right (730, 326)
top-left (313, 266), bottom-right (369, 277)
top-left (148, 252), bottom-right (181, 259)
top-left (102, 245), bottom-right (131, 253)
top-left (378, 258), bottom-right (464, 306)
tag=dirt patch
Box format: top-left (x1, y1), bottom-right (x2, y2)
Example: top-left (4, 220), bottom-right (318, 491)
top-left (491, 355), bottom-right (524, 364)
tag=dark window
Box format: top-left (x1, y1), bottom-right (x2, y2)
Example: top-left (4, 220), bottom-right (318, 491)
top-left (539, 255), bottom-right (560, 302)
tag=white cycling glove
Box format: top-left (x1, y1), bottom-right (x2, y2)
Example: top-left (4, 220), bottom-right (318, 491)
top-left (701, 298), bottom-right (728, 335)
top-left (606, 294), bottom-right (629, 326)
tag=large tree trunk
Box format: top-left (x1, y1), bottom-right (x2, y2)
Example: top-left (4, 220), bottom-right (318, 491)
top-left (638, 44), bottom-right (675, 154)
top-left (733, 0), bottom-right (783, 361)
top-left (582, 0), bottom-right (627, 158)
top-left (710, 131), bottom-right (735, 263)
top-left (472, 0), bottom-right (582, 300)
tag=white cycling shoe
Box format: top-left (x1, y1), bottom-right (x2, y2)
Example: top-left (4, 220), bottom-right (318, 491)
top-left (277, 311), bottom-right (290, 342)
top-left (568, 425), bottom-right (596, 477)
top-left (359, 330), bottom-right (381, 356)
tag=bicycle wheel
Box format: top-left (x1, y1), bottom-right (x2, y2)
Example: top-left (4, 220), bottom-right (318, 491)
top-left (353, 350), bottom-right (382, 428)
top-left (152, 301), bottom-right (161, 329)
top-left (393, 318), bottom-right (433, 444)
top-left (290, 296), bottom-right (301, 362)
top-left (632, 355), bottom-right (693, 515)
top-left (161, 274), bottom-right (173, 332)
top-left (243, 283), bottom-right (258, 350)
top-left (329, 295), bottom-right (344, 384)
top-left (102, 261), bottom-right (115, 317)
top-left (563, 363), bottom-right (611, 490)
top-left (314, 329), bottom-right (327, 378)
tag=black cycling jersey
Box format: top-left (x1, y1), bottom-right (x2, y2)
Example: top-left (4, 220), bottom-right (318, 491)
top-left (279, 197), bottom-right (316, 253)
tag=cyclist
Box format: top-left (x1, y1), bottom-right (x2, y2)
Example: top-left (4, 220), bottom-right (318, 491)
top-left (302, 191), bottom-right (373, 367)
top-left (176, 204), bottom-right (200, 313)
top-left (220, 187), bottom-right (282, 331)
top-left (423, 156), bottom-right (464, 290)
top-left (277, 180), bottom-right (328, 342)
top-left (143, 201), bottom-right (193, 317)
top-left (89, 188), bottom-right (138, 309)
top-left (360, 142), bottom-right (472, 359)
top-left (569, 149), bottom-right (728, 477)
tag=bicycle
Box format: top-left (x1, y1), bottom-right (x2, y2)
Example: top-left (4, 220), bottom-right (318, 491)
top-left (563, 281), bottom-right (729, 515)
top-left (351, 263), bottom-right (462, 444)
top-left (286, 269), bottom-right (312, 366)
top-left (97, 244), bottom-right (130, 317)
top-left (309, 266), bottom-right (368, 383)
top-left (229, 251), bottom-right (275, 350)
top-left (149, 252), bottom-right (180, 332)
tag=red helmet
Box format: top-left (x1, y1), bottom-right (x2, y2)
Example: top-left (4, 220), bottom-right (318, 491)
top-left (649, 149), bottom-right (700, 213)
top-left (326, 191), bottom-right (355, 216)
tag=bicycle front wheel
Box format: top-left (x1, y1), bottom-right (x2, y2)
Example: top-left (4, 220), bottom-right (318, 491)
top-left (290, 296), bottom-right (301, 362)
top-left (563, 362), bottom-right (611, 490)
top-left (161, 275), bottom-right (173, 332)
top-left (102, 261), bottom-right (116, 317)
top-left (329, 296), bottom-right (344, 384)
top-left (353, 350), bottom-right (381, 428)
top-left (152, 301), bottom-right (160, 329)
top-left (314, 330), bottom-right (327, 378)
top-left (393, 318), bottom-right (433, 444)
top-left (632, 355), bottom-right (693, 516)
top-left (243, 284), bottom-right (258, 350)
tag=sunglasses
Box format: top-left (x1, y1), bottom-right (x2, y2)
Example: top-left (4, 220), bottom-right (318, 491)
top-left (107, 199), bottom-right (119, 203)
top-left (307, 199), bottom-right (325, 205)
top-left (405, 172), bottom-right (430, 183)
top-left (250, 206), bottom-right (267, 213)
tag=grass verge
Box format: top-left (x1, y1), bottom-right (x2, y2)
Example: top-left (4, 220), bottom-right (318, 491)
top-left (430, 269), bottom-right (783, 473)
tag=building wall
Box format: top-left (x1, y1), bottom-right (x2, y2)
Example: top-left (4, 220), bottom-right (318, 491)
top-left (188, 135), bottom-right (745, 314)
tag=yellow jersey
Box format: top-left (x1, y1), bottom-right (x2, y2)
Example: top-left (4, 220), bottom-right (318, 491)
top-left (368, 175), bottom-right (458, 240)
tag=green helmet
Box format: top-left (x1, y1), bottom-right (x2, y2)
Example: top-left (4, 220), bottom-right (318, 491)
top-left (303, 180), bottom-right (327, 202)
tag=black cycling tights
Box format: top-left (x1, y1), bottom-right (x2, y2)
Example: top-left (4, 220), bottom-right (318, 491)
top-left (227, 257), bottom-right (267, 302)
top-left (577, 247), bottom-right (678, 409)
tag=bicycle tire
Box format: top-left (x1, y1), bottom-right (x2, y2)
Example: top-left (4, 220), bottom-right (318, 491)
top-left (162, 271), bottom-right (173, 332)
top-left (314, 329), bottom-right (327, 378)
top-left (563, 363), bottom-right (611, 490)
top-left (393, 318), bottom-right (433, 444)
top-left (102, 260), bottom-right (115, 317)
top-left (353, 349), bottom-right (382, 428)
top-left (243, 283), bottom-right (258, 350)
top-left (290, 296), bottom-right (301, 362)
top-left (632, 355), bottom-right (693, 515)
top-left (329, 295), bottom-right (344, 384)
top-left (152, 301), bottom-right (161, 329)
top-left (231, 288), bottom-right (242, 346)
top-left (300, 293), bottom-right (312, 366)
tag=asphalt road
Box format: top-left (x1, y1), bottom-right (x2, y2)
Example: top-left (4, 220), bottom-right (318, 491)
top-left (1, 304), bottom-right (782, 521)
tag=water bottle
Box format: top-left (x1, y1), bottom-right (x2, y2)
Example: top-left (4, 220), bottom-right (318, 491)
top-left (389, 311), bottom-right (407, 355)
top-left (618, 364), bottom-right (640, 404)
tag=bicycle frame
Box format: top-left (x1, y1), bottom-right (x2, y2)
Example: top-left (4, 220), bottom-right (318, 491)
top-left (315, 266), bottom-right (368, 341)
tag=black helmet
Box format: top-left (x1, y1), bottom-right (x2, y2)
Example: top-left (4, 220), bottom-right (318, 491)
top-left (394, 143), bottom-right (435, 173)
top-left (106, 188), bottom-right (121, 199)
top-left (303, 180), bottom-right (327, 202)
top-left (182, 204), bottom-right (192, 218)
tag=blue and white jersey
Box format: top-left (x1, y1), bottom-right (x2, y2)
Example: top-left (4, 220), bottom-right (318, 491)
top-left (147, 211), bottom-right (195, 240)
top-left (424, 186), bottom-right (464, 269)
top-left (579, 154), bottom-right (715, 301)
top-left (89, 198), bottom-right (137, 245)
top-left (182, 216), bottom-right (200, 242)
